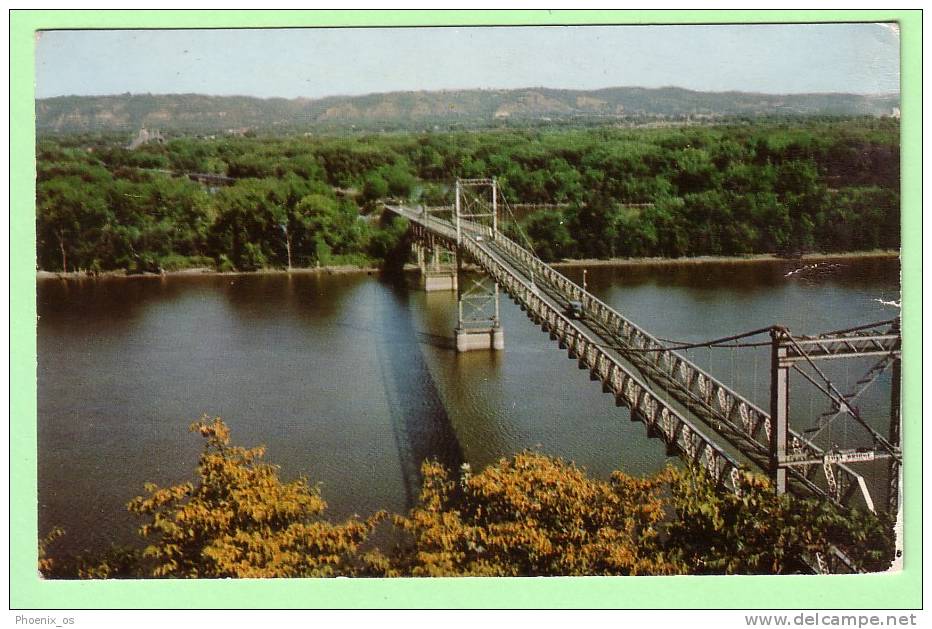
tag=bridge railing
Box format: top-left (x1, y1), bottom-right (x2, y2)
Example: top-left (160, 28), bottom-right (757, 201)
top-left (487, 228), bottom-right (874, 509)
top-left (492, 229), bottom-right (771, 437)
top-left (456, 234), bottom-right (744, 494)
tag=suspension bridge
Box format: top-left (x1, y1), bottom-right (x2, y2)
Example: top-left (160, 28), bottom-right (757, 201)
top-left (384, 178), bottom-right (902, 573)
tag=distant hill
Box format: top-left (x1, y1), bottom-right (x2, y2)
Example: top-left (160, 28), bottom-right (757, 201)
top-left (35, 86), bottom-right (901, 134)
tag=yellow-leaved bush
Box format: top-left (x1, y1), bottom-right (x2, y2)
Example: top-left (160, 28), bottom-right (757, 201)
top-left (376, 454), bottom-right (684, 577)
top-left (125, 416), bottom-right (381, 578)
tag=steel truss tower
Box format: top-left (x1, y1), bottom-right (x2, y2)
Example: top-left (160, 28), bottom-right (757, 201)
top-left (453, 178), bottom-right (503, 351)
top-left (769, 320), bottom-right (901, 515)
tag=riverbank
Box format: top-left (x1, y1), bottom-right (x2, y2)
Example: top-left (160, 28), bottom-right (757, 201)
top-left (550, 250), bottom-right (899, 268)
top-left (36, 263), bottom-right (386, 280)
top-left (36, 250), bottom-right (899, 280)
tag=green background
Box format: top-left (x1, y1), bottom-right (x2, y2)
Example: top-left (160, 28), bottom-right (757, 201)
top-left (10, 9), bottom-right (922, 609)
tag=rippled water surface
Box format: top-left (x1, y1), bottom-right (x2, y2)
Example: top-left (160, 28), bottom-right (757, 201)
top-left (37, 257), bottom-right (900, 555)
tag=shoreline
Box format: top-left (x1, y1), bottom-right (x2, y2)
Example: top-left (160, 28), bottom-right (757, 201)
top-left (550, 250), bottom-right (900, 268)
top-left (36, 264), bottom-right (385, 280)
top-left (36, 250), bottom-right (899, 280)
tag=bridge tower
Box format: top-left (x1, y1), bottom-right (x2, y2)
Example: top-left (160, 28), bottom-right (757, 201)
top-left (453, 178), bottom-right (504, 351)
top-left (407, 178), bottom-right (504, 351)
top-left (768, 321), bottom-right (902, 515)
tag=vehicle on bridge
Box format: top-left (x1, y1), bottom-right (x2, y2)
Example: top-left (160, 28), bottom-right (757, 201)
top-left (564, 300), bottom-right (585, 320)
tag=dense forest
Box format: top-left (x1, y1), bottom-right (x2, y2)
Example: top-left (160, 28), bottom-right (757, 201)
top-left (36, 117), bottom-right (900, 273)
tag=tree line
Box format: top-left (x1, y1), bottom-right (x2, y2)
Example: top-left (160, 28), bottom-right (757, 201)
top-left (39, 417), bottom-right (894, 578)
top-left (36, 117), bottom-right (899, 272)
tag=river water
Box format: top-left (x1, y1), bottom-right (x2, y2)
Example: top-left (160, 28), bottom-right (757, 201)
top-left (37, 257), bottom-right (900, 556)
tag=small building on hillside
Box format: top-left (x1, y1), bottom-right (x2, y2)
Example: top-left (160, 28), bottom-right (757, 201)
top-left (127, 127), bottom-right (165, 150)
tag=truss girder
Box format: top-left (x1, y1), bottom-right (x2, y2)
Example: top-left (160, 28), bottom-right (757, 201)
top-left (783, 332), bottom-right (900, 362)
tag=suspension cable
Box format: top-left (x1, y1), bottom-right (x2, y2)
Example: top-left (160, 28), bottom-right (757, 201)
top-left (795, 318), bottom-right (900, 339)
top-left (598, 325), bottom-right (778, 353)
top-left (606, 317), bottom-right (899, 354)
top-left (496, 186), bottom-right (541, 262)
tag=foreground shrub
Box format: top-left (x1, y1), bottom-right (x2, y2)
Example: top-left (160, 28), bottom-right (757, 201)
top-left (665, 467), bottom-right (895, 574)
top-left (125, 417), bottom-right (378, 578)
top-left (378, 454), bottom-right (683, 576)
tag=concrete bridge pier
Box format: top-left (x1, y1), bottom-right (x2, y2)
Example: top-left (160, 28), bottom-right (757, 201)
top-left (416, 243), bottom-right (457, 292)
top-left (455, 271), bottom-right (504, 352)
top-left (455, 325), bottom-right (504, 352)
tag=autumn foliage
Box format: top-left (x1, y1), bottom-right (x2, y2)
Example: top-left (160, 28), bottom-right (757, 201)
top-left (125, 417), bottom-right (379, 578)
top-left (378, 455), bottom-right (680, 576)
top-left (39, 417), bottom-right (894, 578)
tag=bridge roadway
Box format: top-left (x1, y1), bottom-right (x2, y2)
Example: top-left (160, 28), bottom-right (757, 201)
top-left (384, 204), bottom-right (872, 508)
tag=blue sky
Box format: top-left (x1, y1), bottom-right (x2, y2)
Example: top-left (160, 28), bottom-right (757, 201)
top-left (35, 23), bottom-right (900, 99)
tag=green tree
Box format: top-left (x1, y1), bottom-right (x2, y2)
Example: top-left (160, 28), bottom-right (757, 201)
top-left (294, 193), bottom-right (361, 264)
top-left (566, 196), bottom-right (621, 258)
top-left (413, 141), bottom-right (445, 179)
top-left (671, 147), bottom-right (718, 195)
top-left (664, 466), bottom-right (894, 574)
top-left (775, 159), bottom-right (820, 198)
top-left (524, 211), bottom-right (576, 261)
top-left (37, 176), bottom-right (111, 271)
top-left (683, 191), bottom-right (757, 256)
top-left (367, 213), bottom-right (410, 266)
top-left (615, 212), bottom-right (658, 258)
top-left (34, 119), bottom-right (901, 272)
top-left (380, 163), bottom-right (416, 199)
top-left (639, 196), bottom-right (690, 257)
top-left (722, 162), bottom-right (776, 195)
top-left (226, 153), bottom-right (275, 179)
top-left (361, 172), bottom-right (389, 204)
top-left (547, 158), bottom-right (583, 203)
top-left (211, 181), bottom-right (272, 270)
top-left (264, 175), bottom-right (317, 269)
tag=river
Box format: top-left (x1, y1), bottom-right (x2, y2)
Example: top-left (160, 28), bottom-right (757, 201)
top-left (37, 256), bottom-right (900, 556)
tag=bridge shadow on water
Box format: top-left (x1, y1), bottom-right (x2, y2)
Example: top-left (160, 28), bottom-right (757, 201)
top-left (374, 268), bottom-right (464, 508)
